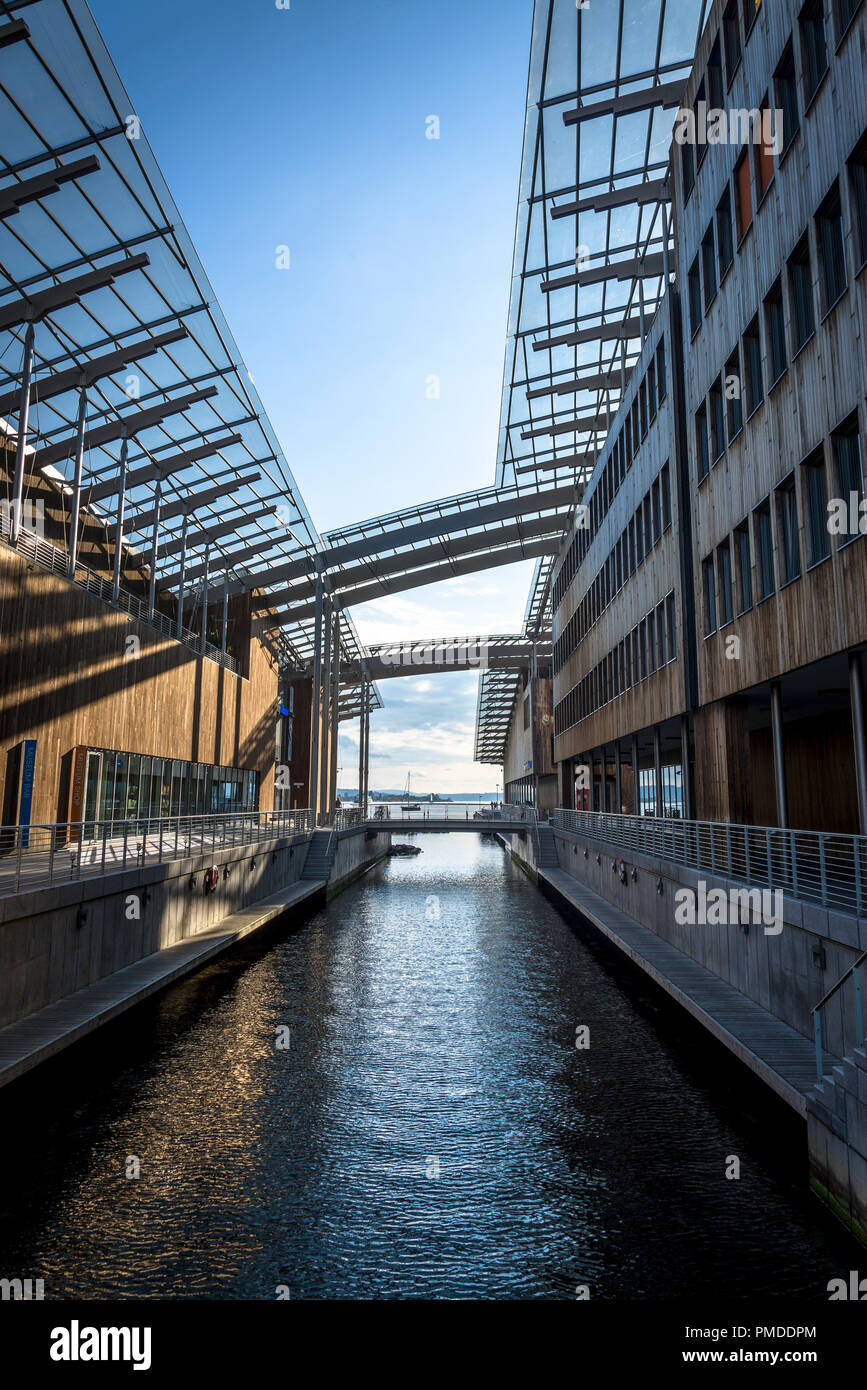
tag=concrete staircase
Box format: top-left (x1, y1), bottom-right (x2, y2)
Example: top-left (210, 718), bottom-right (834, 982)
top-left (535, 822), bottom-right (559, 869)
top-left (301, 828), bottom-right (336, 882)
top-left (807, 1045), bottom-right (867, 1242)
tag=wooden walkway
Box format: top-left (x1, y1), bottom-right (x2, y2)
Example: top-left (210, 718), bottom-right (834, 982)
top-left (0, 878), bottom-right (324, 1090)
top-left (539, 867), bottom-right (830, 1115)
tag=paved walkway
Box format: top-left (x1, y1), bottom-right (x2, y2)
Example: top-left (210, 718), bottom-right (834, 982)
top-left (539, 867), bottom-right (830, 1115)
top-left (0, 879), bottom-right (324, 1089)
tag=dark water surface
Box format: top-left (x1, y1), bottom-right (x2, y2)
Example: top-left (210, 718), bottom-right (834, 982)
top-left (0, 834), bottom-right (856, 1299)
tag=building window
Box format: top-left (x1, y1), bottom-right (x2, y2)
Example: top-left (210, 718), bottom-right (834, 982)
top-left (651, 478), bottom-right (662, 539)
top-left (716, 186), bottom-right (734, 278)
top-left (696, 403), bottom-right (710, 481)
top-left (694, 79), bottom-right (708, 167)
top-left (703, 556), bottom-right (717, 635)
top-left (754, 498), bottom-right (776, 599)
top-left (704, 43), bottom-right (723, 113)
top-left (803, 446), bottom-right (831, 566)
top-left (688, 254), bottom-right (702, 335)
top-left (644, 492), bottom-right (653, 549)
top-left (718, 539), bottom-right (734, 625)
top-left (710, 378), bottom-right (725, 461)
top-left (647, 611), bottom-right (656, 674)
top-left (754, 95), bottom-right (775, 198)
top-left (723, 1), bottom-right (742, 83)
top-left (835, 0), bottom-right (863, 38)
top-left (666, 592), bottom-right (677, 659)
top-left (682, 140), bottom-right (695, 200)
top-left (815, 181), bottom-right (847, 314)
top-left (787, 232), bottom-right (815, 351)
top-left (849, 132), bottom-right (867, 271)
top-left (636, 506), bottom-right (645, 564)
top-left (743, 316), bottom-right (764, 416)
top-left (800, 0), bottom-right (828, 105)
top-left (775, 472), bottom-right (801, 584)
top-left (639, 379), bottom-right (648, 437)
top-left (725, 347), bottom-right (743, 440)
top-left (774, 43), bottom-right (799, 155)
top-left (661, 462), bottom-right (672, 528)
top-left (832, 413), bottom-right (864, 525)
top-left (701, 224), bottom-right (717, 310)
top-left (734, 151), bottom-right (753, 242)
top-left (764, 277), bottom-right (787, 384)
top-left (639, 619), bottom-right (648, 679)
top-left (735, 521), bottom-right (753, 612)
top-left (648, 360), bottom-right (657, 419)
top-left (743, 0), bottom-right (762, 33)
top-left (656, 340), bottom-right (667, 400)
top-left (657, 601), bottom-right (667, 666)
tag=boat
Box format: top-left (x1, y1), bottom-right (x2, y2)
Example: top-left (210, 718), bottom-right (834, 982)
top-left (400, 771), bottom-right (420, 811)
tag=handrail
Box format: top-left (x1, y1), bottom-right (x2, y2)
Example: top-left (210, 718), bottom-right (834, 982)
top-left (812, 950), bottom-right (867, 1016)
top-left (1, 513), bottom-right (240, 675)
top-left (0, 808), bottom-right (313, 898)
top-left (552, 808), bottom-right (867, 915)
top-left (811, 951), bottom-right (867, 1084)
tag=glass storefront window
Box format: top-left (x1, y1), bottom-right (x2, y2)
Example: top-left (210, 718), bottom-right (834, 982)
top-left (76, 747), bottom-right (258, 829)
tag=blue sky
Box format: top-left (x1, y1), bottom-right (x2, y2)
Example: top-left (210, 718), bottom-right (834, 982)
top-left (89, 0), bottom-right (534, 794)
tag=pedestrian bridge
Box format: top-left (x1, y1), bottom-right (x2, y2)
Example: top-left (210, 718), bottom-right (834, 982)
top-left (336, 810), bottom-right (534, 834)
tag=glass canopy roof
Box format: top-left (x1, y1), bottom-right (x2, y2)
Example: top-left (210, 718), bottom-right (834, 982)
top-left (0, 0), bottom-right (374, 692)
top-left (495, 0), bottom-right (709, 491)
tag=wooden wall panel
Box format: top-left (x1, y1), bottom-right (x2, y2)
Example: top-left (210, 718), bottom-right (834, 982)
top-left (0, 544), bottom-right (278, 826)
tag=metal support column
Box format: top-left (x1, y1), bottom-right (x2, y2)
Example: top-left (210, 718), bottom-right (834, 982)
top-left (680, 714), bottom-right (692, 820)
top-left (362, 680), bottom-right (371, 815)
top-left (770, 680), bottom-right (788, 829)
top-left (11, 320), bottom-right (35, 547)
top-left (653, 725), bottom-right (663, 819)
top-left (357, 673), bottom-right (367, 815)
top-left (175, 511), bottom-right (188, 639)
top-left (850, 652), bottom-right (867, 834)
top-left (111, 433), bottom-right (128, 604)
top-left (615, 742), bottom-right (622, 815)
top-left (147, 479), bottom-right (161, 622)
top-left (309, 566), bottom-right (324, 824)
top-left (200, 541), bottom-right (210, 656)
top-left (319, 600), bottom-right (332, 821)
top-left (328, 614), bottom-right (341, 816)
top-left (631, 735), bottom-right (640, 815)
top-left (66, 384), bottom-right (87, 579)
top-left (221, 581), bottom-right (229, 655)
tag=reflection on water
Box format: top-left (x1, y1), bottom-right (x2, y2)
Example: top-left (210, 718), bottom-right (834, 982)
top-left (0, 833), bottom-right (856, 1299)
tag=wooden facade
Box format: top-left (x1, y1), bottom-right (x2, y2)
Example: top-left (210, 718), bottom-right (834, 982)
top-left (544, 0), bottom-right (867, 832)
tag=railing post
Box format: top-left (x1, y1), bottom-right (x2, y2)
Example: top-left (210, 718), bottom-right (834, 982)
top-left (814, 1011), bottom-right (824, 1085)
top-left (14, 831), bottom-right (22, 894)
top-left (710, 823), bottom-right (716, 874)
top-left (158, 821), bottom-right (164, 864)
top-left (725, 822), bottom-right (732, 878)
top-left (123, 820), bottom-right (129, 872)
top-left (818, 834), bottom-right (827, 908)
top-left (856, 838), bottom-right (864, 918)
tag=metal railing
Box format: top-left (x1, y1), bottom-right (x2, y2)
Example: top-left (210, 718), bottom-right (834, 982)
top-left (0, 808), bottom-right (313, 898)
top-left (551, 809), bottom-right (867, 916)
top-left (330, 802), bottom-right (534, 829)
top-left (1, 515), bottom-right (240, 674)
top-left (812, 952), bottom-right (867, 1083)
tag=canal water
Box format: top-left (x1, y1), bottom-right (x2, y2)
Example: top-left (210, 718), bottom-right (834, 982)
top-left (0, 833), bottom-right (856, 1299)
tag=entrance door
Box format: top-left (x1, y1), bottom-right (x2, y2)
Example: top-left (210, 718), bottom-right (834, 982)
top-left (83, 752), bottom-right (102, 840)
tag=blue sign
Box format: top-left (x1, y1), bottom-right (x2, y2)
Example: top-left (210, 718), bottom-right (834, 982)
top-left (19, 739), bottom-right (37, 848)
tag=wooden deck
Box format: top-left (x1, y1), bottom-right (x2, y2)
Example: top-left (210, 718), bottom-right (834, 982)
top-left (0, 878), bottom-right (324, 1089)
top-left (539, 867), bottom-right (832, 1115)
